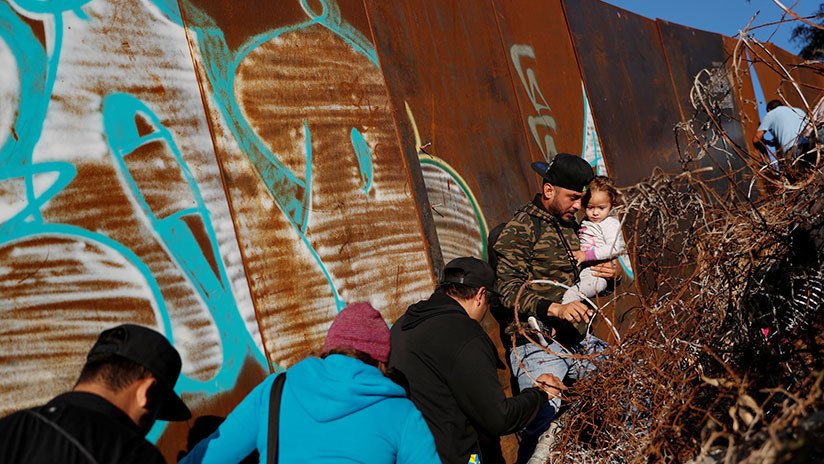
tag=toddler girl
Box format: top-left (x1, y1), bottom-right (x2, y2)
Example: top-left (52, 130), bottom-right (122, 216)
top-left (562, 176), bottom-right (626, 304)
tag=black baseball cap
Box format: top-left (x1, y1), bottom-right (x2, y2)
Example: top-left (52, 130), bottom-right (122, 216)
top-left (87, 324), bottom-right (191, 421)
top-left (531, 153), bottom-right (595, 193)
top-left (441, 257), bottom-right (497, 293)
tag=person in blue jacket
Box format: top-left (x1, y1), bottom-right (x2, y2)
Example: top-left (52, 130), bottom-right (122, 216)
top-left (181, 302), bottom-right (440, 464)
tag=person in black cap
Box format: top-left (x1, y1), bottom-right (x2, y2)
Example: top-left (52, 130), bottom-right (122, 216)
top-left (492, 154), bottom-right (619, 463)
top-left (389, 256), bottom-right (565, 464)
top-left (0, 324), bottom-right (191, 464)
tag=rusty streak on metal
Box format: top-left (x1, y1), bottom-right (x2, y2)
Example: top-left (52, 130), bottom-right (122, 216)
top-left (564, 0), bottom-right (684, 186)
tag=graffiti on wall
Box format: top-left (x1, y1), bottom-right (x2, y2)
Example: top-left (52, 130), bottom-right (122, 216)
top-left (0, 0), bottom-right (269, 449)
top-left (178, 0), bottom-right (434, 368)
top-left (2, 0), bottom-right (437, 443)
top-left (509, 43), bottom-right (607, 174)
top-left (404, 101), bottom-right (487, 262)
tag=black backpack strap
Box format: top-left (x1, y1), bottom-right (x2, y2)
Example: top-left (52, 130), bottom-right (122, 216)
top-left (267, 372), bottom-right (287, 464)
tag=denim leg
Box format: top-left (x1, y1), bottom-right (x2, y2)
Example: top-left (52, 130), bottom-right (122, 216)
top-left (567, 334), bottom-right (609, 380)
top-left (509, 341), bottom-right (571, 412)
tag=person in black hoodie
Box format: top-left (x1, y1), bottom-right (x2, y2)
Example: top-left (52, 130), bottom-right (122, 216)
top-left (390, 257), bottom-right (564, 464)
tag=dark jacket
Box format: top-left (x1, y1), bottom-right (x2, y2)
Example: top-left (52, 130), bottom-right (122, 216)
top-left (389, 292), bottom-right (547, 464)
top-left (0, 392), bottom-right (165, 464)
top-left (493, 195), bottom-right (585, 346)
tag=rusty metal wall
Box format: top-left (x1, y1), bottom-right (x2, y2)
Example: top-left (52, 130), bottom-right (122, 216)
top-left (751, 42), bottom-right (824, 111)
top-left (724, 37), bottom-right (762, 162)
top-left (565, 0), bottom-right (685, 186)
top-left (0, 0), bottom-right (435, 459)
top-left (364, 0), bottom-right (537, 267)
top-left (657, 20), bottom-right (750, 193)
top-left (0, 0), bottom-right (270, 458)
top-left (492, 0), bottom-right (608, 176)
top-left (177, 0), bottom-right (435, 367)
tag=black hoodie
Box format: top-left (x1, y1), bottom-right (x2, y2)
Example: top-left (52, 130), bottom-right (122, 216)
top-left (389, 292), bottom-right (547, 464)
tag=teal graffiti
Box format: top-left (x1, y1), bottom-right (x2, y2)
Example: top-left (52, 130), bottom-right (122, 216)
top-left (183, 0), bottom-right (380, 312)
top-left (581, 82), bottom-right (606, 176)
top-left (102, 93), bottom-right (268, 392)
top-left (0, 163), bottom-right (176, 408)
top-left (144, 0), bottom-right (183, 26)
top-left (350, 128), bottom-right (374, 195)
top-left (580, 83), bottom-right (634, 281)
top-left (0, 0), bottom-right (271, 442)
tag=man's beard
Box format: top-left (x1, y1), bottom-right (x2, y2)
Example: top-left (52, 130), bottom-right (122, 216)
top-left (550, 198), bottom-right (577, 223)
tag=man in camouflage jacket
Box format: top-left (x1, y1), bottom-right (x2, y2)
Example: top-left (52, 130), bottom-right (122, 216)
top-left (493, 153), bottom-right (617, 463)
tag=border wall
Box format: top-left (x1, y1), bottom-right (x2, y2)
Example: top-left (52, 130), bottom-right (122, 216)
top-left (1, 0), bottom-right (818, 459)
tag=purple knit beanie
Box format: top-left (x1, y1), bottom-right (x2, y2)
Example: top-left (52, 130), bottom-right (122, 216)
top-left (321, 302), bottom-right (391, 363)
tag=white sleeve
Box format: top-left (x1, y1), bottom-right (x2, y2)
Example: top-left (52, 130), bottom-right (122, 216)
top-left (590, 217), bottom-right (626, 260)
top-left (757, 111), bottom-right (774, 133)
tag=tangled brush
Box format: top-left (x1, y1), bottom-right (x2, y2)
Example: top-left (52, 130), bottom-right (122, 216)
top-left (514, 8), bottom-right (824, 463)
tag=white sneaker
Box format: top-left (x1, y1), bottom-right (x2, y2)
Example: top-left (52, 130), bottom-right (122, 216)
top-left (527, 421), bottom-right (563, 464)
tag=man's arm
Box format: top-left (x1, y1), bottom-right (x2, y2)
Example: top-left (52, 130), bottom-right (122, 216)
top-left (754, 112), bottom-right (778, 149)
top-left (495, 216), bottom-right (595, 325)
top-left (753, 129), bottom-right (766, 148)
top-left (493, 216), bottom-right (563, 320)
top-left (447, 335), bottom-right (547, 436)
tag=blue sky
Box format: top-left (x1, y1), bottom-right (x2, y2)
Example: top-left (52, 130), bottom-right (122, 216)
top-left (603, 0), bottom-right (821, 54)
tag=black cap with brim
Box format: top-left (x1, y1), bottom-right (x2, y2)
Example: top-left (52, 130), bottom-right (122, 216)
top-left (441, 257), bottom-right (498, 294)
top-left (531, 153), bottom-right (595, 193)
top-left (87, 324), bottom-right (192, 421)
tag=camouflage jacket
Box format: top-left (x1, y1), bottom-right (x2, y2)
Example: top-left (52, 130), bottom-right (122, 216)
top-left (493, 195), bottom-right (584, 341)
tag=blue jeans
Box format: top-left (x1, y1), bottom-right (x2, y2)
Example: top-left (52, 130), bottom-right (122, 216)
top-left (509, 334), bottom-right (608, 463)
top-left (510, 334), bottom-right (608, 411)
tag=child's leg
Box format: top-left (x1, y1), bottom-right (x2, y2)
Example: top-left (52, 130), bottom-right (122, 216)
top-left (561, 267), bottom-right (607, 303)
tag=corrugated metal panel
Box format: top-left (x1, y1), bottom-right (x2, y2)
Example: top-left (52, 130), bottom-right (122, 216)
top-left (724, 37), bottom-right (762, 162)
top-left (491, 0), bottom-right (588, 165)
top-left (657, 20), bottom-right (750, 193)
top-left (179, 0), bottom-right (435, 374)
top-left (0, 0), bottom-right (267, 459)
top-left (365, 0), bottom-right (536, 242)
top-left (565, 0), bottom-right (684, 185)
top-left (750, 41), bottom-right (824, 111)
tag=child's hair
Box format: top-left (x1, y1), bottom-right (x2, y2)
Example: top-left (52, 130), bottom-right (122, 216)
top-left (583, 175), bottom-right (621, 208)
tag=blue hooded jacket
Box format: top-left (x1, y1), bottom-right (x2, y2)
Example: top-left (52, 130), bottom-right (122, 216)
top-left (182, 354), bottom-right (440, 463)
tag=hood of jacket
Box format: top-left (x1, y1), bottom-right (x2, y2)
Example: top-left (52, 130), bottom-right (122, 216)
top-left (287, 354), bottom-right (406, 422)
top-left (400, 292), bottom-right (468, 330)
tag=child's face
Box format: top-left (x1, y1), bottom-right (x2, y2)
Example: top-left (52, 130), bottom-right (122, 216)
top-left (585, 190), bottom-right (612, 223)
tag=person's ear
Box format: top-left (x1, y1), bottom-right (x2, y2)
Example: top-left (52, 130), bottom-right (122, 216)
top-left (476, 287), bottom-right (486, 306)
top-left (543, 182), bottom-right (554, 199)
top-left (135, 376), bottom-right (157, 411)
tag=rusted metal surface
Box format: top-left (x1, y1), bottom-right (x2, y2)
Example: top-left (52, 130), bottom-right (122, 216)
top-left (364, 0), bottom-right (536, 248)
top-left (657, 21), bottom-right (750, 192)
top-left (724, 36), bottom-right (762, 162)
top-left (179, 0), bottom-right (435, 375)
top-left (0, 0), bottom-right (268, 459)
top-left (492, 0), bottom-right (607, 177)
top-left (1, 0), bottom-right (788, 461)
top-left (750, 41), bottom-right (824, 111)
top-left (564, 0), bottom-right (684, 186)
top-left (492, 0), bottom-right (583, 164)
